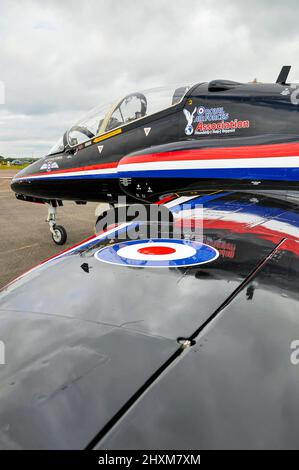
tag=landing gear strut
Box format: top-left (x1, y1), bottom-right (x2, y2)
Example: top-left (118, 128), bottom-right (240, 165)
top-left (46, 201), bottom-right (67, 245)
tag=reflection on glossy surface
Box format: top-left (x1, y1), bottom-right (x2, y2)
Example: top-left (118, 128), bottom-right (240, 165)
top-left (0, 314), bottom-right (176, 449)
top-left (0, 191), bottom-right (299, 448)
top-left (98, 246), bottom-right (299, 450)
top-left (0, 233), bottom-right (274, 340)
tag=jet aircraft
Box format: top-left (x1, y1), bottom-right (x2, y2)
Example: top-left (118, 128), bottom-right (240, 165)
top-left (11, 66), bottom-right (299, 244)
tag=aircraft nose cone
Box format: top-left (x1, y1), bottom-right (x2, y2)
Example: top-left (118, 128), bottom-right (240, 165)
top-left (10, 178), bottom-right (20, 194)
top-left (10, 159), bottom-right (43, 198)
top-left (10, 157), bottom-right (60, 201)
top-left (11, 166), bottom-right (28, 193)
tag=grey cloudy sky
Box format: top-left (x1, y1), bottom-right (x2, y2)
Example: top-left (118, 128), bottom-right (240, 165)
top-left (0, 0), bottom-right (299, 158)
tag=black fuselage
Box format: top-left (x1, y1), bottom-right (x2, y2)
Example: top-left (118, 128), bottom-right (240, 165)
top-left (11, 81), bottom-right (299, 204)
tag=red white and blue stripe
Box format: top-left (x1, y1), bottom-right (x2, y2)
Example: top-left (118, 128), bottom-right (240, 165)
top-left (117, 142), bottom-right (299, 181)
top-left (12, 142), bottom-right (299, 183)
top-left (13, 162), bottom-right (118, 181)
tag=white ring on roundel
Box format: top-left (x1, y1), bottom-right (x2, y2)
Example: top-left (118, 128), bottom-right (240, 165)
top-left (116, 242), bottom-right (196, 261)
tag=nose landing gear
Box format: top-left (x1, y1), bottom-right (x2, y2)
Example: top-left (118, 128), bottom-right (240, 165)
top-left (46, 201), bottom-right (67, 245)
top-left (51, 225), bottom-right (67, 245)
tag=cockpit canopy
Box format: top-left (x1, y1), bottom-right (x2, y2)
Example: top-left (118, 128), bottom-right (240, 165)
top-left (48, 85), bottom-right (191, 155)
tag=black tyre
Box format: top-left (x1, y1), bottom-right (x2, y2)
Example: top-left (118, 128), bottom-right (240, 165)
top-left (51, 225), bottom-right (67, 245)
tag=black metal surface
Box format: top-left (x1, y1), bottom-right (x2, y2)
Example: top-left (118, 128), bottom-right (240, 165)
top-left (11, 80), bottom-right (299, 203)
top-left (97, 241), bottom-right (299, 450)
top-left (0, 191), bottom-right (299, 448)
top-left (276, 65), bottom-right (291, 84)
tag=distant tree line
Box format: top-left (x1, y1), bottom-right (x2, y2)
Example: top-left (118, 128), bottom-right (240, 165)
top-left (0, 155), bottom-right (39, 165)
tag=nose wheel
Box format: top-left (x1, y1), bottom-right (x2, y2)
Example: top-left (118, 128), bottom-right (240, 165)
top-left (46, 202), bottom-right (67, 245)
top-left (51, 225), bottom-right (67, 245)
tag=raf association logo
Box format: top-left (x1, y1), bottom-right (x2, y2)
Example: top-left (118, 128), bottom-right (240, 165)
top-left (40, 161), bottom-right (59, 172)
top-left (184, 105), bottom-right (250, 136)
top-left (183, 107), bottom-right (197, 135)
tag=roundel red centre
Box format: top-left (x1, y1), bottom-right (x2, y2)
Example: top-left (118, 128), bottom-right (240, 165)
top-left (137, 246), bottom-right (176, 255)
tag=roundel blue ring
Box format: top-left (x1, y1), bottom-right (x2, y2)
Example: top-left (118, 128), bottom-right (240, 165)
top-left (94, 238), bottom-right (219, 268)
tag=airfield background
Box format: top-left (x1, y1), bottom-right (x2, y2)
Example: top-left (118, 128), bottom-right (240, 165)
top-left (0, 170), bottom-right (98, 288)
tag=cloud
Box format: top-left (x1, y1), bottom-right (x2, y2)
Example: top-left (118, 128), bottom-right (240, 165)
top-left (0, 0), bottom-right (299, 157)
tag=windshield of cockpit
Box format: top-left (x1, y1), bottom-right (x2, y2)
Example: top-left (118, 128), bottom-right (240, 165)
top-left (48, 85), bottom-right (190, 154)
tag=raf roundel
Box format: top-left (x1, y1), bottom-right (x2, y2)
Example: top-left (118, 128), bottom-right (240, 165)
top-left (94, 238), bottom-right (219, 268)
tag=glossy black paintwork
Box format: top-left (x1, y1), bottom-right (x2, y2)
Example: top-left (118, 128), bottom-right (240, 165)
top-left (0, 191), bottom-right (299, 448)
top-left (98, 244), bottom-right (299, 450)
top-left (11, 81), bottom-right (299, 203)
top-left (11, 106), bottom-right (183, 202)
